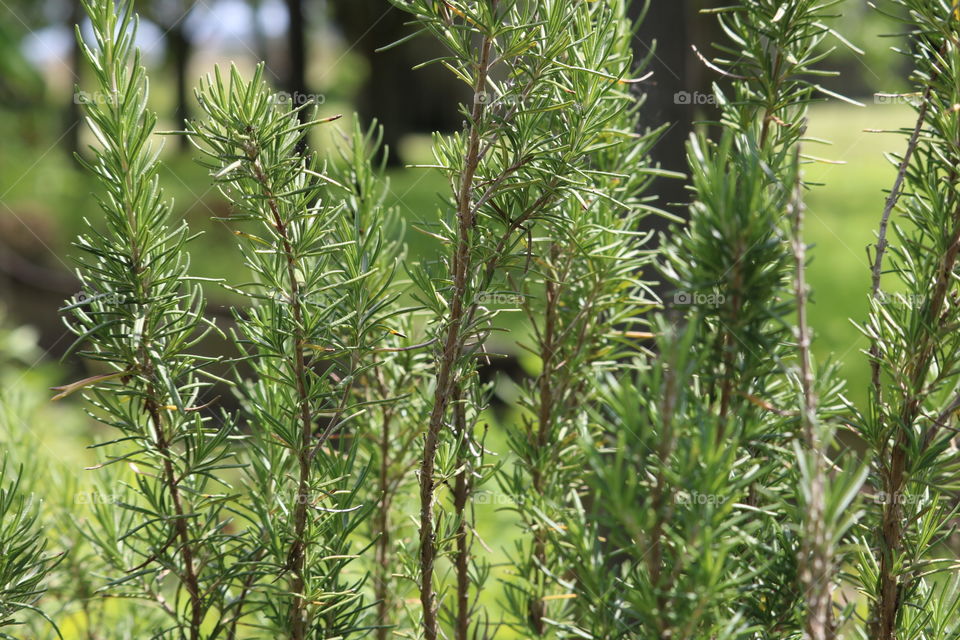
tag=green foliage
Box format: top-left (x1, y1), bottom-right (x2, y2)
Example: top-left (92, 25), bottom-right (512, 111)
top-left (65, 1), bottom-right (239, 637)
top-left (189, 65), bottom-right (403, 637)
top-left (0, 464), bottom-right (60, 639)
top-left (577, 1), bottom-right (868, 638)
top-left (324, 122), bottom-right (430, 639)
top-left (581, 321), bottom-right (758, 638)
top-left (850, 2), bottom-right (960, 639)
top-left (383, 0), bottom-right (676, 637)
top-left (27, 1), bottom-right (960, 640)
top-left (489, 1), bottom-right (667, 636)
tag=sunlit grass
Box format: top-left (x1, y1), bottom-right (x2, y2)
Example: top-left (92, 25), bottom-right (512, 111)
top-left (805, 100), bottom-right (915, 409)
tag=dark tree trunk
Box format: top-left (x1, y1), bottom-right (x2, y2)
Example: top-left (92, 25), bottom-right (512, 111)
top-left (168, 20), bottom-right (191, 151)
top-left (250, 0), bottom-right (269, 66)
top-left (631, 1), bottom-right (694, 226)
top-left (629, 0), bottom-right (694, 311)
top-left (65, 0), bottom-right (82, 162)
top-left (332, 0), bottom-right (468, 166)
top-left (286, 0), bottom-right (308, 129)
top-left (631, 1), bottom-right (723, 302)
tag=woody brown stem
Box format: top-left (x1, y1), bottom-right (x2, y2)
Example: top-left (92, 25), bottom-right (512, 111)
top-left (873, 200), bottom-right (960, 640)
top-left (789, 149), bottom-right (833, 640)
top-left (146, 397), bottom-right (203, 640)
top-left (419, 20), bottom-right (496, 640)
top-left (868, 90), bottom-right (932, 401)
top-left (452, 387), bottom-right (471, 640)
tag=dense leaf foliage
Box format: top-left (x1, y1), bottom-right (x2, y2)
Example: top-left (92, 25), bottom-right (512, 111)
top-left (0, 0), bottom-right (952, 639)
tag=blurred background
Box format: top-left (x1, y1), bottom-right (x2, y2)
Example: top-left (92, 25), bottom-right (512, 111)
top-left (0, 0), bottom-right (924, 631)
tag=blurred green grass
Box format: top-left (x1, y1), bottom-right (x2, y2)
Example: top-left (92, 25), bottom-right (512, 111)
top-left (804, 100), bottom-right (914, 409)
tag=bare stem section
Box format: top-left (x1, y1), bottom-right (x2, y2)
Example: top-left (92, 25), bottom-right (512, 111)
top-left (790, 155), bottom-right (832, 640)
top-left (417, 28), bottom-right (494, 640)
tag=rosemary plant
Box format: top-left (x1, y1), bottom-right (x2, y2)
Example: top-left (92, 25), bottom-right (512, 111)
top-left (574, 0), bottom-right (865, 637)
top-left (0, 464), bottom-right (60, 639)
top-left (387, 1), bottom-right (676, 637)
top-left (322, 120), bottom-right (429, 640)
top-left (853, 2), bottom-right (960, 638)
top-left (669, 3), bottom-right (868, 637)
top-left (356, 306), bottom-right (430, 640)
top-left (189, 67), bottom-right (406, 638)
top-left (62, 1), bottom-right (239, 637)
top-left (495, 1), bottom-right (667, 636)
top-left (42, 1), bottom-right (960, 638)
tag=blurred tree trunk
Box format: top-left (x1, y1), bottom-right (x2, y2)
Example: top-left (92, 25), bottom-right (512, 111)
top-left (686, 1), bottom-right (724, 110)
top-left (631, 0), bottom-right (722, 239)
top-left (249, 0), bottom-right (269, 66)
top-left (629, 1), bottom-right (721, 303)
top-left (331, 0), bottom-right (468, 165)
top-left (139, 0), bottom-right (195, 152)
top-left (632, 1), bottom-right (693, 225)
top-left (286, 0), bottom-right (308, 130)
top-left (168, 18), bottom-right (190, 151)
top-left (65, 0), bottom-right (82, 161)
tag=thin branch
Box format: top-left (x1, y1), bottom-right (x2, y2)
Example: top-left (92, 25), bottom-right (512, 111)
top-left (419, 13), bottom-right (497, 639)
top-left (790, 147), bottom-right (832, 640)
top-left (868, 87), bottom-right (932, 397)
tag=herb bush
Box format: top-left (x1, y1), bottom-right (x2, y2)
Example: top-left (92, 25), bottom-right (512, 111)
top-left (0, 0), bottom-right (958, 638)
